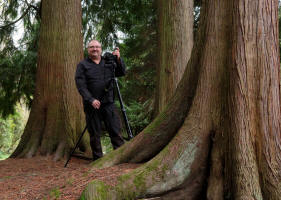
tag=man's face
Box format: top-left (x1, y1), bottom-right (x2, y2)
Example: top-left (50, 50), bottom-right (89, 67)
top-left (87, 40), bottom-right (102, 59)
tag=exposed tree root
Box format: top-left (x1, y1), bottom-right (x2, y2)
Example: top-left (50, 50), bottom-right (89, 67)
top-left (11, 100), bottom-right (85, 160)
top-left (92, 58), bottom-right (201, 168)
top-left (82, 112), bottom-right (213, 200)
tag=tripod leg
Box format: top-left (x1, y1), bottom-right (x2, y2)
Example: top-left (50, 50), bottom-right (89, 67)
top-left (64, 125), bottom-right (87, 168)
top-left (113, 78), bottom-right (133, 140)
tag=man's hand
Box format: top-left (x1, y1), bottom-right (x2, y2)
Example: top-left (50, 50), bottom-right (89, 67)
top-left (112, 47), bottom-right (120, 61)
top-left (92, 99), bottom-right (101, 109)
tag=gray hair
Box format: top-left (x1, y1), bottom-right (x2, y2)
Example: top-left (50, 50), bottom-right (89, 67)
top-left (87, 40), bottom-right (102, 48)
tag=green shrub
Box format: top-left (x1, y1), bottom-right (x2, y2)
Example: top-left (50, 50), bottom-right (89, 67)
top-left (116, 99), bottom-right (153, 136)
top-left (0, 104), bottom-right (28, 159)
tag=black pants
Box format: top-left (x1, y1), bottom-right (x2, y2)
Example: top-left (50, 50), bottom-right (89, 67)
top-left (84, 103), bottom-right (124, 160)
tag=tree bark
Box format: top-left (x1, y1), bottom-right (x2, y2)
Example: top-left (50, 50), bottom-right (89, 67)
top-left (82, 0), bottom-right (281, 199)
top-left (11, 0), bottom-right (88, 160)
top-left (225, 0), bottom-right (281, 199)
top-left (155, 0), bottom-right (194, 115)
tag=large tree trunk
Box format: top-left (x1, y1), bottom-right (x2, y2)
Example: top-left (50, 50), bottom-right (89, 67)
top-left (155, 0), bottom-right (194, 115)
top-left (11, 0), bottom-right (87, 160)
top-left (223, 0), bottom-right (281, 199)
top-left (82, 0), bottom-right (281, 199)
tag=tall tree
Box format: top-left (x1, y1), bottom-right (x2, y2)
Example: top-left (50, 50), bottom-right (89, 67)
top-left (81, 0), bottom-right (281, 199)
top-left (11, 0), bottom-right (87, 160)
top-left (155, 0), bottom-right (194, 115)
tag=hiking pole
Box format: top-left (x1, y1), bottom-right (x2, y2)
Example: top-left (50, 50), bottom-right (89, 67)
top-left (113, 77), bottom-right (133, 140)
top-left (64, 125), bottom-right (87, 168)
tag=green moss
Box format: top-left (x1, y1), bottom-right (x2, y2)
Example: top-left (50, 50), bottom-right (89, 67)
top-left (161, 163), bottom-right (169, 174)
top-left (145, 159), bottom-right (160, 172)
top-left (80, 194), bottom-right (86, 200)
top-left (143, 111), bottom-right (166, 135)
top-left (118, 173), bottom-right (131, 182)
top-left (160, 145), bottom-right (170, 156)
top-left (92, 144), bottom-right (125, 169)
top-left (115, 183), bottom-right (136, 200)
top-left (49, 187), bottom-right (61, 199)
top-left (81, 180), bottom-right (114, 200)
top-left (127, 161), bottom-right (160, 195)
top-left (133, 172), bottom-right (146, 191)
top-left (91, 152), bottom-right (114, 168)
top-left (114, 167), bottom-right (148, 199)
top-left (86, 157), bottom-right (165, 199)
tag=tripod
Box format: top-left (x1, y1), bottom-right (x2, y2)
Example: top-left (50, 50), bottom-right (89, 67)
top-left (64, 66), bottom-right (133, 168)
top-left (113, 77), bottom-right (134, 140)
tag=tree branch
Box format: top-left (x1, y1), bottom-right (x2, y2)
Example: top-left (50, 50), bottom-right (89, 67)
top-left (24, 0), bottom-right (39, 14)
top-left (0, 4), bottom-right (32, 29)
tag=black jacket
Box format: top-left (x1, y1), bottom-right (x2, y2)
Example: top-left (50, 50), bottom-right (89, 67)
top-left (75, 56), bottom-right (126, 105)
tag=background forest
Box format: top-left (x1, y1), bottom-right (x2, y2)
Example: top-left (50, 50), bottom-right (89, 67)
top-left (0, 0), bottom-right (280, 159)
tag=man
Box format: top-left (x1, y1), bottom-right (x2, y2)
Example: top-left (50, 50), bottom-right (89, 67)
top-left (75, 40), bottom-right (125, 160)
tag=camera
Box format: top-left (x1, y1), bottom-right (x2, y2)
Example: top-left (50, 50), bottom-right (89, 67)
top-left (103, 52), bottom-right (118, 64)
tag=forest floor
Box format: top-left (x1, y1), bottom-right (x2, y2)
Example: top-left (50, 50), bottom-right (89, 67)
top-left (0, 156), bottom-right (140, 200)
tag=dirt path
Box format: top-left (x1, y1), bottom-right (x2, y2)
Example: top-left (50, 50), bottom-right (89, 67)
top-left (0, 156), bottom-right (139, 199)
